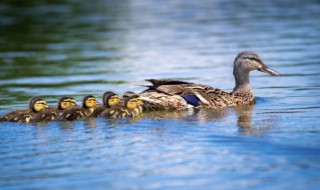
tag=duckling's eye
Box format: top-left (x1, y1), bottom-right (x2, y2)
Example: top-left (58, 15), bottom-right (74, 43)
top-left (37, 101), bottom-right (47, 105)
top-left (111, 96), bottom-right (120, 100)
top-left (129, 100), bottom-right (138, 103)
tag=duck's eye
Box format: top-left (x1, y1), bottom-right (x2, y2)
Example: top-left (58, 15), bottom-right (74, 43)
top-left (247, 57), bottom-right (261, 63)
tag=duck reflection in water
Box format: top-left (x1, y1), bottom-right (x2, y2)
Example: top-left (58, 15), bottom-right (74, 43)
top-left (143, 101), bottom-right (270, 136)
top-left (234, 101), bottom-right (273, 136)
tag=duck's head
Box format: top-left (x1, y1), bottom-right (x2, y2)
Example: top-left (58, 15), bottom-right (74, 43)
top-left (102, 91), bottom-right (121, 107)
top-left (58, 97), bottom-right (77, 110)
top-left (124, 95), bottom-right (143, 110)
top-left (234, 51), bottom-right (280, 76)
top-left (83, 95), bottom-right (98, 108)
top-left (29, 97), bottom-right (48, 112)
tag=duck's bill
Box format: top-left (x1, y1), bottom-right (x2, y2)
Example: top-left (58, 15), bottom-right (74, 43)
top-left (258, 67), bottom-right (281, 76)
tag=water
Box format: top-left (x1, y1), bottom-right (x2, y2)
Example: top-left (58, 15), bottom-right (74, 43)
top-left (1, 0), bottom-right (320, 189)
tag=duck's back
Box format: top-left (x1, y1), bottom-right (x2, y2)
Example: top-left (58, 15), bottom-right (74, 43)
top-left (91, 105), bottom-right (106, 117)
top-left (100, 107), bottom-right (130, 118)
top-left (140, 79), bottom-right (237, 110)
top-left (31, 108), bottom-right (60, 123)
top-left (0, 109), bottom-right (34, 122)
top-left (59, 107), bottom-right (84, 121)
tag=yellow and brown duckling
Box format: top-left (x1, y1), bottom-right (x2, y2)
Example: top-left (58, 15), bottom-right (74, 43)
top-left (31, 97), bottom-right (77, 122)
top-left (0, 97), bottom-right (48, 123)
top-left (100, 94), bottom-right (143, 118)
top-left (123, 91), bottom-right (143, 115)
top-left (59, 95), bottom-right (98, 121)
top-left (91, 91), bottom-right (121, 117)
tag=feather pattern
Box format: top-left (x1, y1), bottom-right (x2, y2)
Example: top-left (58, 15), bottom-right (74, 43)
top-left (140, 80), bottom-right (240, 110)
top-left (139, 52), bottom-right (280, 110)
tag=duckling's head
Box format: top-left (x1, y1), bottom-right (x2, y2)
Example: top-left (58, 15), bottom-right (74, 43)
top-left (58, 97), bottom-right (77, 110)
top-left (123, 91), bottom-right (143, 105)
top-left (102, 91), bottom-right (121, 107)
top-left (29, 97), bottom-right (47, 112)
top-left (124, 95), bottom-right (141, 110)
top-left (136, 97), bottom-right (143, 107)
top-left (83, 95), bottom-right (97, 108)
top-left (234, 51), bottom-right (280, 76)
top-left (123, 91), bottom-right (136, 100)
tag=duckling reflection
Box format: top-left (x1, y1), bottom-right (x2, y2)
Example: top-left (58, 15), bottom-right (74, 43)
top-left (86, 117), bottom-right (98, 128)
top-left (142, 110), bottom-right (190, 120)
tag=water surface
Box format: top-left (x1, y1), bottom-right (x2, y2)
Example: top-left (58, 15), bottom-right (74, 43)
top-left (1, 0), bottom-right (320, 189)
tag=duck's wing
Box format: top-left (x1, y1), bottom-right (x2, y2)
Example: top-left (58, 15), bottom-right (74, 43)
top-left (143, 79), bottom-right (193, 95)
top-left (0, 109), bottom-right (30, 122)
top-left (7, 112), bottom-right (34, 123)
top-left (140, 90), bottom-right (188, 110)
top-left (100, 107), bottom-right (131, 118)
top-left (31, 108), bottom-right (58, 123)
top-left (90, 106), bottom-right (106, 117)
top-left (145, 79), bottom-right (192, 86)
top-left (141, 79), bottom-right (235, 109)
top-left (183, 84), bottom-right (236, 109)
top-left (59, 107), bottom-right (84, 121)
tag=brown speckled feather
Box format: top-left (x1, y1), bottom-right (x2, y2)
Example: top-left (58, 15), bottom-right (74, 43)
top-left (140, 81), bottom-right (243, 110)
top-left (140, 52), bottom-right (280, 110)
top-left (58, 107), bottom-right (93, 121)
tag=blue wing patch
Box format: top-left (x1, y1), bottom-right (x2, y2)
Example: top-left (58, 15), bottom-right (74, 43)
top-left (182, 95), bottom-right (201, 107)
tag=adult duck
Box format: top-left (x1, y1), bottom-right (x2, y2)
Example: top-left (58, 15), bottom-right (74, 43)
top-left (140, 51), bottom-right (280, 110)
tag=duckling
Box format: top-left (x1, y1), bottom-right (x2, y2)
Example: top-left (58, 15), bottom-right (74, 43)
top-left (100, 94), bottom-right (143, 118)
top-left (31, 97), bottom-right (77, 122)
top-left (123, 91), bottom-right (143, 115)
top-left (59, 95), bottom-right (98, 121)
top-left (91, 91), bottom-right (121, 117)
top-left (140, 51), bottom-right (280, 110)
top-left (0, 97), bottom-right (48, 123)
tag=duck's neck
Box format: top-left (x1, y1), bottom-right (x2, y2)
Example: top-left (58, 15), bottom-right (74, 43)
top-left (232, 69), bottom-right (253, 96)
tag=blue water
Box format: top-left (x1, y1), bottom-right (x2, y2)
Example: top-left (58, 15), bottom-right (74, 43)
top-left (1, 0), bottom-right (320, 189)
